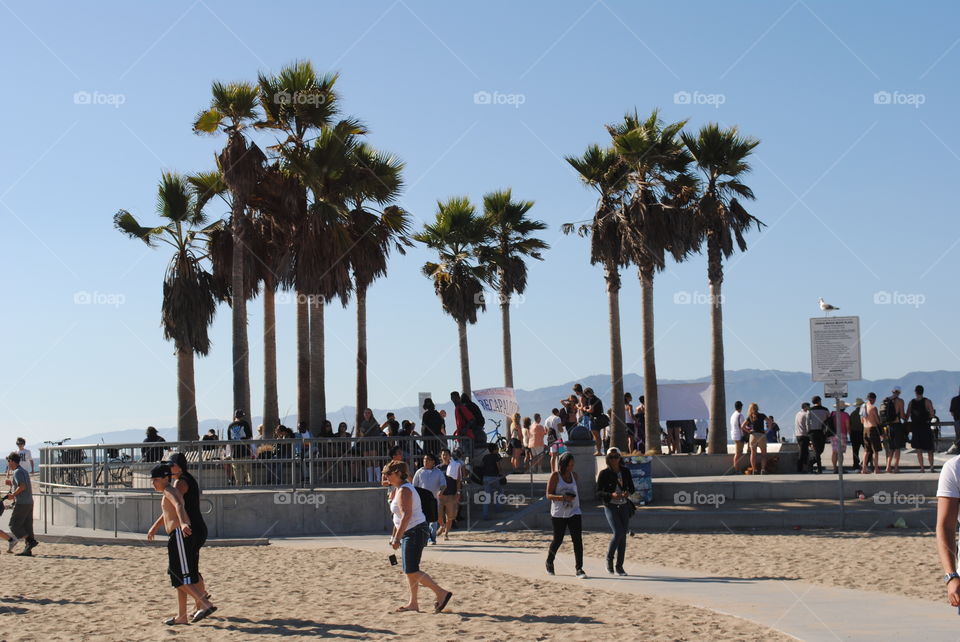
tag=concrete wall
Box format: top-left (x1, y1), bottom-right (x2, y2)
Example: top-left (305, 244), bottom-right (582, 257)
top-left (38, 487), bottom-right (393, 538)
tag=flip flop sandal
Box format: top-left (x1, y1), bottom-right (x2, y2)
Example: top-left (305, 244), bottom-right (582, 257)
top-left (191, 605), bottom-right (218, 623)
top-left (394, 606), bottom-right (419, 613)
top-left (434, 591), bottom-right (453, 613)
top-left (164, 617), bottom-right (189, 626)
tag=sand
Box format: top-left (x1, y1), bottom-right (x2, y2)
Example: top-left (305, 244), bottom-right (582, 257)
top-left (464, 528), bottom-right (943, 603)
top-left (1, 542), bottom-right (790, 641)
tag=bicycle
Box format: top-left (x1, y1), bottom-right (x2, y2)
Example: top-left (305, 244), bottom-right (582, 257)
top-left (486, 419), bottom-right (508, 454)
top-left (95, 451), bottom-right (132, 488)
top-left (42, 438), bottom-right (88, 486)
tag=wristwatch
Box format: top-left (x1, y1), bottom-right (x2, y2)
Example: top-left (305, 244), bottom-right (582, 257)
top-left (943, 572), bottom-right (960, 584)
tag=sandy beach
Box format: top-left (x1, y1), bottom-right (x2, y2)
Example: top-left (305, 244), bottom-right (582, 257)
top-left (2, 541), bottom-right (790, 641)
top-left (464, 528), bottom-right (942, 603)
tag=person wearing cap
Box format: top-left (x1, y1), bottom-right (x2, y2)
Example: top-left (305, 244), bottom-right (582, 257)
top-left (596, 447), bottom-right (635, 576)
top-left (848, 398), bottom-right (865, 472)
top-left (146, 464), bottom-right (216, 625)
top-left (883, 387), bottom-right (907, 474)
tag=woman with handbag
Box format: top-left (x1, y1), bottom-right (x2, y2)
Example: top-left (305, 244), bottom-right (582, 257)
top-left (545, 452), bottom-right (585, 579)
top-left (596, 447), bottom-right (635, 575)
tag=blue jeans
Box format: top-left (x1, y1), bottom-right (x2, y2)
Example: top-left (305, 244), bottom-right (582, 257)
top-left (429, 520), bottom-right (439, 542)
top-left (482, 476), bottom-right (501, 520)
top-left (603, 503), bottom-right (631, 567)
top-left (400, 523), bottom-right (429, 574)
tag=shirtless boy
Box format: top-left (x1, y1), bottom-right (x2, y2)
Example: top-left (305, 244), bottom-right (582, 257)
top-left (146, 464), bottom-right (216, 626)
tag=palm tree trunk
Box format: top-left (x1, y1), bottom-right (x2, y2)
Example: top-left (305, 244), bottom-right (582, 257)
top-left (500, 282), bottom-right (514, 388)
top-left (296, 291), bottom-right (310, 428)
top-left (176, 346), bottom-right (199, 441)
top-left (457, 318), bottom-right (471, 395)
top-left (706, 241), bottom-right (727, 454)
top-left (606, 264), bottom-right (626, 451)
top-left (231, 215), bottom-right (251, 423)
top-left (355, 284), bottom-right (368, 431)
top-left (309, 296), bottom-right (326, 432)
top-left (639, 267), bottom-right (661, 453)
top-left (263, 284), bottom-right (279, 432)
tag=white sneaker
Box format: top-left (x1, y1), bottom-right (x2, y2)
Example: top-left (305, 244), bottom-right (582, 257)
top-left (575, 569), bottom-right (587, 579)
top-left (7, 537), bottom-right (18, 553)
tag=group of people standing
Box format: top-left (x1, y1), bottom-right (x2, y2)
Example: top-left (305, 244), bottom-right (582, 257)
top-left (728, 401), bottom-right (781, 474)
top-left (794, 385), bottom-right (939, 474)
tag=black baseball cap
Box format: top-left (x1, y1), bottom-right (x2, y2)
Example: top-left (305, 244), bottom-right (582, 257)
top-left (150, 464), bottom-right (172, 479)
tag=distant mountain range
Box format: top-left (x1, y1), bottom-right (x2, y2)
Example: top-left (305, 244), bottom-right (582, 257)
top-left (52, 369), bottom-right (960, 448)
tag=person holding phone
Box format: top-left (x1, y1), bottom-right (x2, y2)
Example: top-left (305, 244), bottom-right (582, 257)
top-left (597, 447), bottom-right (635, 576)
top-left (545, 452), bottom-right (585, 578)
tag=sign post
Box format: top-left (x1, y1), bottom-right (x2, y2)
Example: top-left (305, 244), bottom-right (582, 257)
top-left (810, 316), bottom-right (862, 529)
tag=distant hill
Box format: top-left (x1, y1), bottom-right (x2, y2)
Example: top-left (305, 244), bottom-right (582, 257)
top-left (50, 369), bottom-right (960, 448)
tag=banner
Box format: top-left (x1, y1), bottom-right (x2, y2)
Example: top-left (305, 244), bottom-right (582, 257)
top-left (472, 387), bottom-right (519, 418)
top-left (657, 382), bottom-right (712, 422)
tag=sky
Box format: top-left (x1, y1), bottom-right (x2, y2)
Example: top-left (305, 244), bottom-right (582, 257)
top-left (1, 0), bottom-right (959, 443)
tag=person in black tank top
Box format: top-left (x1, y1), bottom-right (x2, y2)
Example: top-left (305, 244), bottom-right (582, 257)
top-left (170, 453), bottom-right (210, 608)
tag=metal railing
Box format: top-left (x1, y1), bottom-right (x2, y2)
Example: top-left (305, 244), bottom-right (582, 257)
top-left (40, 435), bottom-right (472, 491)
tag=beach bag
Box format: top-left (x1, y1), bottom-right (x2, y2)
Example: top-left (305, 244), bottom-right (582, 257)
top-left (414, 486), bottom-right (438, 522)
top-left (879, 397), bottom-right (898, 425)
top-left (595, 413), bottom-right (610, 430)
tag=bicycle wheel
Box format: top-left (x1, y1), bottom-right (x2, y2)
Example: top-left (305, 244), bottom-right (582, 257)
top-left (496, 436), bottom-right (508, 453)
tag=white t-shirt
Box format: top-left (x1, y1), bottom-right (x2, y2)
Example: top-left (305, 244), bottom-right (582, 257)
top-left (16, 448), bottom-right (33, 473)
top-left (390, 482), bottom-right (426, 531)
top-left (729, 411), bottom-right (744, 441)
top-left (937, 456), bottom-right (960, 523)
top-left (544, 414), bottom-right (562, 436)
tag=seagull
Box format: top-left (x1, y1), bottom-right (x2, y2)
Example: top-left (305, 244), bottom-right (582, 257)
top-left (819, 297), bottom-right (839, 315)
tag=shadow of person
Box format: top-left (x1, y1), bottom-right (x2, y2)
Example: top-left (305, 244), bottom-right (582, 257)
top-left (214, 616), bottom-right (395, 638)
top-left (453, 612), bottom-right (602, 625)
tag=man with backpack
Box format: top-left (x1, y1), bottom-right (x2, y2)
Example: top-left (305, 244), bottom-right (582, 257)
top-left (461, 391), bottom-right (487, 450)
top-left (451, 392), bottom-right (477, 459)
top-left (880, 387), bottom-right (907, 474)
top-left (807, 396), bottom-right (830, 474)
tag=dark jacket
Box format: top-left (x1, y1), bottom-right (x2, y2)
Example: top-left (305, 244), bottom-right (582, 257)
top-left (596, 466), bottom-right (635, 508)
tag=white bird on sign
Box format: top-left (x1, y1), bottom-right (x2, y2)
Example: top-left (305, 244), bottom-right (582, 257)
top-left (819, 297), bottom-right (839, 315)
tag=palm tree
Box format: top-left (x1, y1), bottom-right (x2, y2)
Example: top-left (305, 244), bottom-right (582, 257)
top-left (481, 189), bottom-right (548, 389)
top-left (193, 81), bottom-right (266, 424)
top-left (681, 124), bottom-right (763, 454)
top-left (343, 143), bottom-right (411, 430)
top-left (257, 61), bottom-right (342, 430)
top-left (611, 110), bottom-right (696, 453)
top-left (563, 145), bottom-right (630, 451)
top-left (414, 197), bottom-right (492, 394)
top-left (114, 172), bottom-right (220, 440)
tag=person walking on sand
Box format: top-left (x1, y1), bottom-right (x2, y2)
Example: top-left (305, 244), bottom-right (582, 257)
top-left (545, 452), bottom-right (584, 578)
top-left (907, 385), bottom-right (936, 472)
top-left (146, 464), bottom-right (216, 626)
top-left (168, 453), bottom-right (211, 612)
top-left (861, 393), bottom-right (883, 474)
top-left (384, 460), bottom-right (453, 613)
top-left (741, 403), bottom-right (767, 474)
top-left (5, 453), bottom-right (37, 556)
top-left (794, 403), bottom-right (810, 473)
top-left (934, 452), bottom-right (960, 607)
top-left (729, 401), bottom-right (745, 473)
top-left (597, 447), bottom-right (635, 576)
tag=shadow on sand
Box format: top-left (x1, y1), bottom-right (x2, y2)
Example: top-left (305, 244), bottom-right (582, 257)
top-left (212, 616), bottom-right (394, 638)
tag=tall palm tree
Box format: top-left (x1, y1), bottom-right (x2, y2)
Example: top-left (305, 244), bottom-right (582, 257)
top-left (257, 61), bottom-right (342, 431)
top-left (414, 197), bottom-right (492, 394)
top-left (481, 189), bottom-right (548, 389)
top-left (563, 145), bottom-right (630, 451)
top-left (343, 143), bottom-right (411, 430)
top-left (114, 172), bottom-right (220, 440)
top-left (681, 124), bottom-right (763, 454)
top-left (193, 81), bottom-right (266, 424)
top-left (611, 110), bottom-right (696, 453)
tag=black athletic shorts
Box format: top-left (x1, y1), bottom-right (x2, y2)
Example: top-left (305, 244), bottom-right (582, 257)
top-left (167, 528), bottom-right (199, 588)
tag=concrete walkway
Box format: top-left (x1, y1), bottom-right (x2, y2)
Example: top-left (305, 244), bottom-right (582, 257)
top-left (273, 534), bottom-right (960, 641)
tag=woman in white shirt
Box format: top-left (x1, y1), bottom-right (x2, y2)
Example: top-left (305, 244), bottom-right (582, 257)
top-left (545, 452), bottom-right (585, 578)
top-left (384, 460), bottom-right (453, 613)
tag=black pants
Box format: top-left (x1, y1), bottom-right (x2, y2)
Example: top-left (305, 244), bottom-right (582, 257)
top-left (796, 436), bottom-right (810, 472)
top-left (547, 514), bottom-right (583, 571)
top-left (850, 430), bottom-right (863, 468)
top-left (809, 431), bottom-right (826, 471)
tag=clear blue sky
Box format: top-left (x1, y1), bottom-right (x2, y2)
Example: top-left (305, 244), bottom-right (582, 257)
top-left (2, 0), bottom-right (958, 442)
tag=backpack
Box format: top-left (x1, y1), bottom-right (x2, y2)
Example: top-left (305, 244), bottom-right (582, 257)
top-left (879, 397), bottom-right (898, 425)
top-left (465, 400), bottom-right (487, 445)
top-left (414, 486), bottom-right (438, 523)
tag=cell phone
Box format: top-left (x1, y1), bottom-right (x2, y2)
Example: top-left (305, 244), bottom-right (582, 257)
top-left (388, 554), bottom-right (398, 566)
top-left (563, 492), bottom-right (576, 498)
